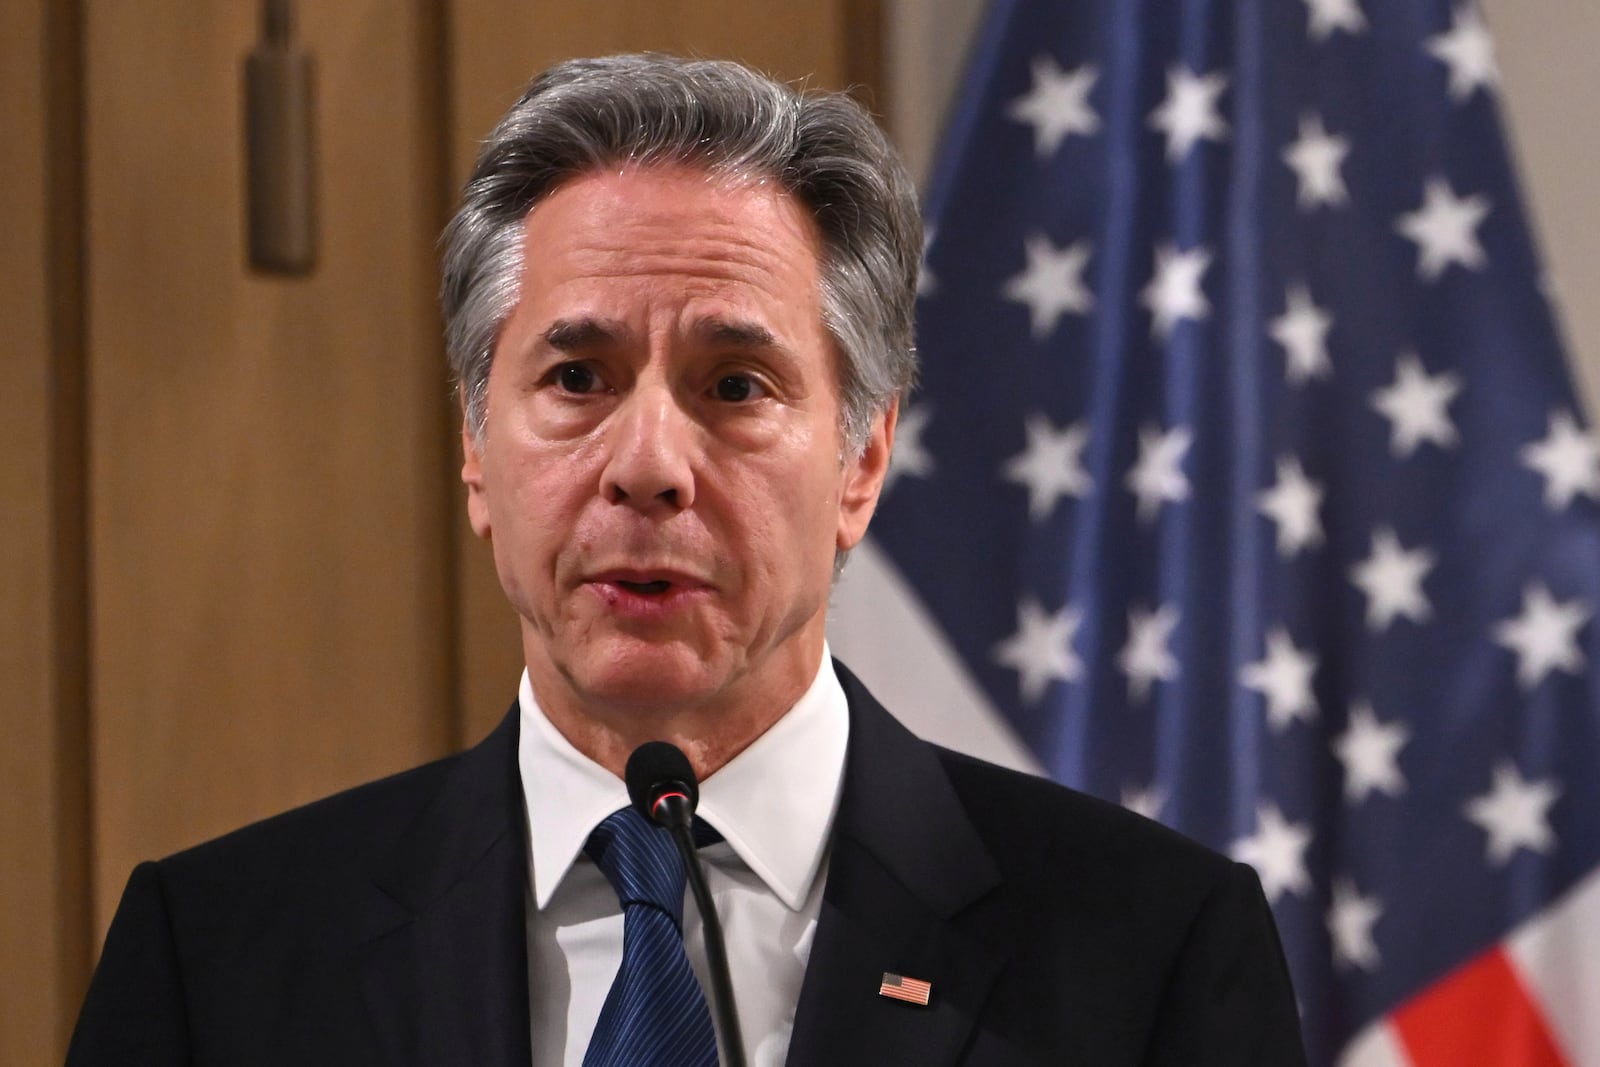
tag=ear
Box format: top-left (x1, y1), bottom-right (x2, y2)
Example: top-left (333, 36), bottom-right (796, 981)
top-left (461, 419), bottom-right (492, 541)
top-left (836, 398), bottom-right (898, 553)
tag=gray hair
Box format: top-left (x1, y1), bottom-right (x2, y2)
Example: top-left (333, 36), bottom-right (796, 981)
top-left (440, 53), bottom-right (921, 453)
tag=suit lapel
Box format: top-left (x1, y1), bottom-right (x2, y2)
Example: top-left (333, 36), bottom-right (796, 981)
top-left (348, 670), bottom-right (1006, 1065)
top-left (787, 664), bottom-right (1007, 1067)
top-left (360, 704), bottom-right (533, 1066)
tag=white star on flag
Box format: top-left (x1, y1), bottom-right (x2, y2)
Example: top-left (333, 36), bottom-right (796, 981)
top-left (1395, 177), bottom-right (1492, 281)
top-left (1006, 56), bottom-right (1100, 156)
top-left (1521, 409), bottom-right (1600, 510)
top-left (883, 404), bottom-right (935, 496)
top-left (1126, 423), bottom-right (1193, 522)
top-left (1231, 804), bottom-right (1314, 903)
top-left (1464, 761), bottom-right (1561, 866)
top-left (1371, 352), bottom-right (1462, 457)
top-left (1426, 5), bottom-right (1499, 102)
top-left (1269, 282), bottom-right (1334, 384)
top-left (1147, 65), bottom-right (1228, 163)
top-left (1240, 627), bottom-right (1319, 731)
top-left (1349, 527), bottom-right (1436, 630)
top-left (1120, 784), bottom-right (1166, 821)
top-left (1002, 234), bottom-right (1094, 338)
top-left (1002, 414), bottom-right (1093, 521)
top-left (1117, 604), bottom-right (1181, 702)
top-left (1282, 114), bottom-right (1351, 210)
top-left (1333, 701), bottom-right (1410, 803)
top-left (1141, 243), bottom-right (1212, 339)
top-left (1493, 582), bottom-right (1592, 689)
top-left (1328, 878), bottom-right (1384, 971)
top-left (1257, 456), bottom-right (1325, 557)
top-left (993, 598), bottom-right (1083, 704)
top-left (1301, 0), bottom-right (1368, 41)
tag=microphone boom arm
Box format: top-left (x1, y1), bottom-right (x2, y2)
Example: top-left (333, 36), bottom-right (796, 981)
top-left (630, 744), bottom-right (748, 1067)
top-left (665, 807), bottom-right (747, 1067)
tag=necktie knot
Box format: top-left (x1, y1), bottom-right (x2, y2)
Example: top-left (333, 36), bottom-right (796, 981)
top-left (585, 807), bottom-right (689, 925)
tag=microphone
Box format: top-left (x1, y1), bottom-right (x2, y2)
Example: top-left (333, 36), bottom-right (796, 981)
top-left (625, 740), bottom-right (698, 832)
top-left (625, 743), bottom-right (746, 1067)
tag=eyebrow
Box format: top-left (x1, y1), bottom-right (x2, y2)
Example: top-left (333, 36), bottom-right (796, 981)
top-left (691, 318), bottom-right (783, 353)
top-left (540, 317), bottom-right (629, 352)
top-left (541, 316), bottom-right (789, 356)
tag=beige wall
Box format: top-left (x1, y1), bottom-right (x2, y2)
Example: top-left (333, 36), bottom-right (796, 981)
top-left (886, 0), bottom-right (1600, 416)
top-left (1481, 0), bottom-right (1600, 416)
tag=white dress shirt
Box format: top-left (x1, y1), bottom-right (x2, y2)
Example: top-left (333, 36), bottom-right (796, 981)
top-left (518, 648), bottom-right (850, 1066)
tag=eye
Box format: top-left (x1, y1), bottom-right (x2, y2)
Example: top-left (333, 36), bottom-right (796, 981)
top-left (712, 373), bottom-right (765, 403)
top-left (555, 362), bottom-right (603, 394)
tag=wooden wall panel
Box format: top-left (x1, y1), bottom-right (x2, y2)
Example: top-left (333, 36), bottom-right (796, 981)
top-left (84, 1), bottom-right (456, 931)
top-left (0, 1), bottom-right (59, 1046)
top-left (444, 0), bottom-right (887, 741)
top-left (0, 1), bottom-right (89, 1061)
top-left (0, 0), bottom-right (90, 1062)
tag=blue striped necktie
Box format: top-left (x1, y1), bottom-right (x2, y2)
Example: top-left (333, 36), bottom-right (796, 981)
top-left (583, 807), bottom-right (719, 1067)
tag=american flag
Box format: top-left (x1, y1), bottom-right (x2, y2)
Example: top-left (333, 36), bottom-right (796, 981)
top-left (878, 972), bottom-right (934, 1007)
top-left (831, 0), bottom-right (1600, 1064)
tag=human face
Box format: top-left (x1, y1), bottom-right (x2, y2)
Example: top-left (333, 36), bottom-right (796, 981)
top-left (462, 165), bottom-right (893, 740)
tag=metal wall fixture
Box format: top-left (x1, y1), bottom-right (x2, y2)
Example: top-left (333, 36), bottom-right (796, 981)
top-left (244, 0), bottom-right (316, 275)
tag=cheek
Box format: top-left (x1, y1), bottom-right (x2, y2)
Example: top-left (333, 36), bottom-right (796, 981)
top-left (742, 462), bottom-right (844, 574)
top-left (486, 446), bottom-right (581, 557)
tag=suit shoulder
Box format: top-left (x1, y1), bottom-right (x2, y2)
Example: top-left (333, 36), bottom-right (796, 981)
top-left (933, 745), bottom-right (1234, 883)
top-left (157, 701), bottom-right (520, 885)
top-left (157, 750), bottom-right (465, 884)
top-left (832, 659), bottom-right (1236, 887)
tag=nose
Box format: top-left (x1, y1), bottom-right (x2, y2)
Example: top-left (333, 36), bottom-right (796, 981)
top-left (598, 384), bottom-right (697, 512)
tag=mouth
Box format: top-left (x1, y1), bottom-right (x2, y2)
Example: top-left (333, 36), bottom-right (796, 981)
top-left (614, 578), bottom-right (674, 596)
top-left (585, 569), bottom-right (712, 615)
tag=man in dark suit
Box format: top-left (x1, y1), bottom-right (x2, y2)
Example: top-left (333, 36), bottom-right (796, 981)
top-left (70, 54), bottom-right (1306, 1065)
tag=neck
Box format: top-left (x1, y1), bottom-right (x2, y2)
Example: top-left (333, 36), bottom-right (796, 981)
top-left (524, 650), bottom-right (819, 782)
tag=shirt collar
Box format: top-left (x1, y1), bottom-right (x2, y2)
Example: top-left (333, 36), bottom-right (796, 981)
top-left (519, 646), bottom-right (850, 912)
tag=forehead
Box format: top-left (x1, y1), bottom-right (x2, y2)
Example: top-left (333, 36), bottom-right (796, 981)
top-left (517, 163), bottom-right (825, 292)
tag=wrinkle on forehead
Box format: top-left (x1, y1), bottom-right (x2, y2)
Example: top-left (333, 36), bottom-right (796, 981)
top-left (533, 161), bottom-right (812, 241)
top-left (537, 315), bottom-right (785, 361)
top-left (512, 166), bottom-right (825, 317)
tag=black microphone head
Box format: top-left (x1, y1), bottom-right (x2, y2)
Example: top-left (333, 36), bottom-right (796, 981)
top-left (625, 741), bottom-right (699, 826)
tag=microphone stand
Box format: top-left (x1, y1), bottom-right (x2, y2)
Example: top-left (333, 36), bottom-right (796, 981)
top-left (668, 824), bottom-right (746, 1067)
top-left (629, 741), bottom-right (747, 1067)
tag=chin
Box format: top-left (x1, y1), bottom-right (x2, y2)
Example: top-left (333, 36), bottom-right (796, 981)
top-left (568, 641), bottom-right (728, 712)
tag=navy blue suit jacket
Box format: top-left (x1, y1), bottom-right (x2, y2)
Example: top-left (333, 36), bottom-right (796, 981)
top-left (69, 662), bottom-right (1306, 1064)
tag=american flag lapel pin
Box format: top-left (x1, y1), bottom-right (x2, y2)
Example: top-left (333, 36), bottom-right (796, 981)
top-left (878, 972), bottom-right (933, 1006)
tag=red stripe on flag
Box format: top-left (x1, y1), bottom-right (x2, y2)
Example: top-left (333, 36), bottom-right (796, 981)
top-left (1393, 945), bottom-right (1570, 1067)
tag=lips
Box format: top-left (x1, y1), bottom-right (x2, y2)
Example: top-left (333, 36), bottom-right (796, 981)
top-left (581, 568), bottom-right (716, 620)
top-left (615, 578), bottom-right (672, 595)
top-left (588, 568), bottom-right (711, 594)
